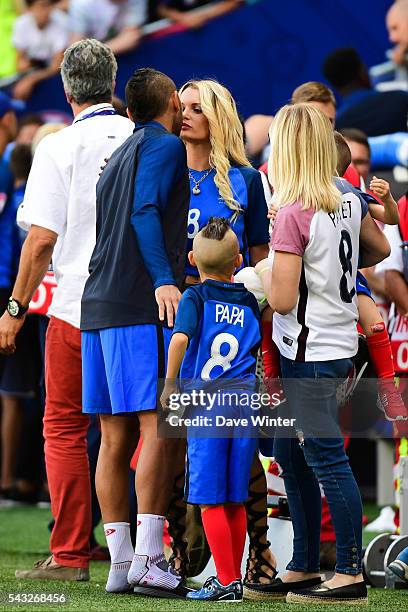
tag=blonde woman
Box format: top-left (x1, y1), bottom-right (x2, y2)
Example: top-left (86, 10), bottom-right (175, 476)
top-left (166, 80), bottom-right (273, 587)
top-left (179, 79), bottom-right (269, 286)
top-left (257, 103), bottom-right (390, 605)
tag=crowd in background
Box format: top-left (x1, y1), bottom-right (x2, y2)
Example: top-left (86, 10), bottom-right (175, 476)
top-left (0, 0), bottom-right (408, 573)
top-left (0, 0), bottom-right (243, 100)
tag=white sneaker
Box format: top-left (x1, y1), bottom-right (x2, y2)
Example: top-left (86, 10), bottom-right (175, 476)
top-left (364, 506), bottom-right (396, 533)
top-left (106, 561), bottom-right (132, 593)
top-left (128, 554), bottom-right (180, 589)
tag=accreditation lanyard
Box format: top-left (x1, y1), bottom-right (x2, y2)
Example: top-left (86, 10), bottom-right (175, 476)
top-left (74, 106), bottom-right (117, 124)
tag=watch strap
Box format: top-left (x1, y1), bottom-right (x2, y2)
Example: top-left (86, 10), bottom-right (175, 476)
top-left (7, 297), bottom-right (28, 318)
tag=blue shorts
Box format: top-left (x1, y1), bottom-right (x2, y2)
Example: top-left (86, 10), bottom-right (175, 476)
top-left (356, 271), bottom-right (373, 300)
top-left (185, 436), bottom-right (257, 505)
top-left (81, 324), bottom-right (171, 415)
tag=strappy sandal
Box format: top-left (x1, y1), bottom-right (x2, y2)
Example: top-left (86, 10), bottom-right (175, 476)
top-left (244, 474), bottom-right (278, 599)
top-left (167, 471), bottom-right (189, 579)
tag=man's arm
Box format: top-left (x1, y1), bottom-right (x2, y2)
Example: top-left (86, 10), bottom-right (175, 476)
top-left (157, 4), bottom-right (207, 27)
top-left (194, 1), bottom-right (242, 22)
top-left (0, 226), bottom-right (57, 353)
top-left (359, 213), bottom-right (391, 268)
top-left (13, 51), bottom-right (64, 101)
top-left (105, 0), bottom-right (145, 54)
top-left (158, 0), bottom-right (241, 28)
top-left (385, 270), bottom-right (408, 315)
top-left (106, 26), bottom-right (141, 55)
top-left (131, 200), bottom-right (180, 321)
top-left (132, 135), bottom-right (187, 327)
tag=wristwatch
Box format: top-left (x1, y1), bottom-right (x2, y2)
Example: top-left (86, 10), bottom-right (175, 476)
top-left (7, 297), bottom-right (28, 319)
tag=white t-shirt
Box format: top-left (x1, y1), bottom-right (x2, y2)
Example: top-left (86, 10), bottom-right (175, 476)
top-left (12, 10), bottom-right (69, 63)
top-left (69, 0), bottom-right (146, 40)
top-left (271, 186), bottom-right (365, 362)
top-left (17, 104), bottom-right (134, 329)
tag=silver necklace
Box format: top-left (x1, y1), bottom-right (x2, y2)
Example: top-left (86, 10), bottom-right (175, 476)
top-left (189, 168), bottom-right (213, 195)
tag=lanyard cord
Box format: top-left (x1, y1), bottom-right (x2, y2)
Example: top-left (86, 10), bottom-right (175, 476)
top-left (74, 107), bottom-right (117, 124)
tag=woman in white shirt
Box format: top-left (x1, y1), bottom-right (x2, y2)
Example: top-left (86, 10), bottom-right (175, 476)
top-left (259, 103), bottom-right (390, 605)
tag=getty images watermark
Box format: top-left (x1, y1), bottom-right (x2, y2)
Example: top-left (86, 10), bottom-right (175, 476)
top-left (156, 377), bottom-right (408, 439)
top-left (165, 388), bottom-right (295, 430)
top-left (159, 382), bottom-right (294, 439)
top-left (166, 389), bottom-right (296, 430)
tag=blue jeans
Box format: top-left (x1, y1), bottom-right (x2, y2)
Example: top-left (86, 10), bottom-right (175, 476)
top-left (398, 546), bottom-right (408, 564)
top-left (274, 356), bottom-right (363, 576)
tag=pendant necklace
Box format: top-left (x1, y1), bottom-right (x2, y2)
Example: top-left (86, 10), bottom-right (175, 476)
top-left (189, 168), bottom-right (213, 195)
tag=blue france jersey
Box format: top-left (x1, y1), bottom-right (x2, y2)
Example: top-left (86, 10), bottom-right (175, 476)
top-left (185, 166), bottom-right (269, 276)
top-left (173, 279), bottom-right (262, 381)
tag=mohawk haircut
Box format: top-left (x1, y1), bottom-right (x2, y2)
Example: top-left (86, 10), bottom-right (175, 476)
top-left (201, 217), bottom-right (231, 241)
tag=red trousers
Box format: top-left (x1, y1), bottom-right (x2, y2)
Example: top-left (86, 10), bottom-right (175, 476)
top-left (43, 317), bottom-right (91, 568)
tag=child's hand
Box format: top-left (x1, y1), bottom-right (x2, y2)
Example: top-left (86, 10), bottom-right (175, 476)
top-left (160, 379), bottom-right (178, 412)
top-left (267, 202), bottom-right (279, 221)
top-left (369, 176), bottom-right (391, 201)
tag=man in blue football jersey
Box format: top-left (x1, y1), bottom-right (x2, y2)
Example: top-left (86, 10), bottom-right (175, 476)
top-left (161, 217), bottom-right (261, 602)
top-left (80, 68), bottom-right (190, 597)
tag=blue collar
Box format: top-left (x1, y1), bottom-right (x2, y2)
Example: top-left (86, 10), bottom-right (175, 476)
top-left (203, 279), bottom-right (245, 290)
top-left (134, 120), bottom-right (167, 133)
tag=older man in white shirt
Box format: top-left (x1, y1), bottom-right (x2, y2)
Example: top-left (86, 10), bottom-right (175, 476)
top-left (0, 39), bottom-right (133, 580)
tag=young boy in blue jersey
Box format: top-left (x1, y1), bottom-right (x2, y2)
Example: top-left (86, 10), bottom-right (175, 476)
top-left (161, 217), bottom-right (261, 602)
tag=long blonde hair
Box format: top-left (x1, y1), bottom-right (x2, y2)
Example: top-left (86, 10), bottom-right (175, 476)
top-left (179, 79), bottom-right (251, 217)
top-left (268, 103), bottom-right (340, 213)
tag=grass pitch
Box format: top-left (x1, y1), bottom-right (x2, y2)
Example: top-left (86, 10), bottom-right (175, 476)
top-left (0, 506), bottom-right (406, 612)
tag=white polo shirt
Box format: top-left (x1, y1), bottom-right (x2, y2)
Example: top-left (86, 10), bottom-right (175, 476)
top-left (17, 104), bottom-right (134, 329)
